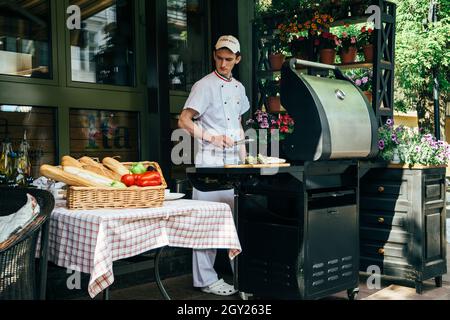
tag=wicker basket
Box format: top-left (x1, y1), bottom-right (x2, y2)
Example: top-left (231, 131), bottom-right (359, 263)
top-left (66, 161), bottom-right (167, 210)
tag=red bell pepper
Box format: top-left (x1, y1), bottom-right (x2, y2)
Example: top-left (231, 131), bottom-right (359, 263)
top-left (134, 171), bottom-right (161, 187)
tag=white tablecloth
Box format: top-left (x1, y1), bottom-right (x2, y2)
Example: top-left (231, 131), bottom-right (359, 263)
top-left (47, 199), bottom-right (241, 298)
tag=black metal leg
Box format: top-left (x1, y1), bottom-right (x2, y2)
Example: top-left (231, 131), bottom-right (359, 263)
top-left (39, 220), bottom-right (50, 300)
top-left (435, 276), bottom-right (443, 288)
top-left (415, 281), bottom-right (423, 294)
top-left (103, 288), bottom-right (110, 300)
top-left (155, 247), bottom-right (171, 300)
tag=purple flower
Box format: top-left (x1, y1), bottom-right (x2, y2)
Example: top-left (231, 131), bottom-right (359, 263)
top-left (391, 134), bottom-right (398, 144)
top-left (378, 140), bottom-right (385, 150)
top-left (415, 146), bottom-right (421, 153)
top-left (386, 119), bottom-right (394, 127)
top-left (362, 77), bottom-right (369, 84)
top-left (355, 79), bottom-right (362, 86)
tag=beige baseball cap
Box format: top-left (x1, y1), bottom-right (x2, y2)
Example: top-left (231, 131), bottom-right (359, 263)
top-left (215, 35), bottom-right (240, 54)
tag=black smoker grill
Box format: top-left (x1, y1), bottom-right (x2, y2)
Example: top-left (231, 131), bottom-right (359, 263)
top-left (187, 59), bottom-right (379, 300)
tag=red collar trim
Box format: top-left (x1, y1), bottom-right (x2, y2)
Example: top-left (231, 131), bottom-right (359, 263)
top-left (214, 70), bottom-right (233, 82)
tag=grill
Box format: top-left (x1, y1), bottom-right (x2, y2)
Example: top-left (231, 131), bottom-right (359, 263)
top-left (280, 59), bottom-right (379, 161)
top-left (187, 59), bottom-right (379, 300)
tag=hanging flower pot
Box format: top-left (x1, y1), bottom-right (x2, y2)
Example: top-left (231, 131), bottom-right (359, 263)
top-left (319, 49), bottom-right (336, 65)
top-left (267, 96), bottom-right (282, 113)
top-left (269, 53), bottom-right (285, 71)
top-left (339, 46), bottom-right (357, 64)
top-left (363, 91), bottom-right (373, 104)
top-left (363, 44), bottom-right (374, 62)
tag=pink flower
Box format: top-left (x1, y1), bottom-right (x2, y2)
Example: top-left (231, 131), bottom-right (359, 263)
top-left (362, 77), bottom-right (369, 84)
top-left (351, 36), bottom-right (356, 44)
top-left (342, 32), bottom-right (348, 38)
top-left (355, 79), bottom-right (362, 86)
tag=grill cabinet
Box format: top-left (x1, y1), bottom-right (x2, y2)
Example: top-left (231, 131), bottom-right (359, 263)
top-left (280, 60), bottom-right (379, 161)
top-left (187, 60), bottom-right (380, 300)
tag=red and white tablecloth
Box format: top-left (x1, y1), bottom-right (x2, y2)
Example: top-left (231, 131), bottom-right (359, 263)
top-left (47, 199), bottom-right (241, 298)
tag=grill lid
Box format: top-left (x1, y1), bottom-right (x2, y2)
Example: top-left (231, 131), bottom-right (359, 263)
top-left (280, 59), bottom-right (379, 162)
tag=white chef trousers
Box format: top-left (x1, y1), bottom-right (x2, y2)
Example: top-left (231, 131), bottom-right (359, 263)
top-left (192, 187), bottom-right (235, 288)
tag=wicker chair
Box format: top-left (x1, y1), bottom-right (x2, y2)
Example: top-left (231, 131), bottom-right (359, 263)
top-left (0, 188), bottom-right (54, 300)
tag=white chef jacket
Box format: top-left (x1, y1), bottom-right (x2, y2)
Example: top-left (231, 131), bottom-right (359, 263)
top-left (183, 71), bottom-right (250, 167)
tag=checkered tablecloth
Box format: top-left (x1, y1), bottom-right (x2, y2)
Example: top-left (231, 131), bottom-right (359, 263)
top-left (47, 199), bottom-right (241, 298)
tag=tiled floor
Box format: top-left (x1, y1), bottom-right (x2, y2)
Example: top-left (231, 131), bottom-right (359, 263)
top-left (86, 244), bottom-right (450, 301)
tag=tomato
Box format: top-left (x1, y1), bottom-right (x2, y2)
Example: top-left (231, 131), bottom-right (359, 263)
top-left (121, 174), bottom-right (136, 187)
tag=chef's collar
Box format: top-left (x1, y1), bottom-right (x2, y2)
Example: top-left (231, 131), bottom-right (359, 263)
top-left (214, 70), bottom-right (233, 82)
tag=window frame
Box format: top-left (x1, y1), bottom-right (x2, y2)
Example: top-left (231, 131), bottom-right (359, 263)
top-left (0, 0), bottom-right (59, 85)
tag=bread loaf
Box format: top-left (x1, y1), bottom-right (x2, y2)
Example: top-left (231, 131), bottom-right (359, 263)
top-left (102, 157), bottom-right (130, 176)
top-left (63, 166), bottom-right (115, 187)
top-left (61, 156), bottom-right (83, 168)
top-left (82, 164), bottom-right (121, 180)
top-left (40, 165), bottom-right (102, 187)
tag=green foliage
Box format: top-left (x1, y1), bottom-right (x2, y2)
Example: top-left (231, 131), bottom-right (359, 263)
top-left (393, 0), bottom-right (450, 111)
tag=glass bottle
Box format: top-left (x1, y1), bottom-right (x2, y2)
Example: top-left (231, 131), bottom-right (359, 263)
top-left (16, 130), bottom-right (32, 186)
top-left (0, 139), bottom-right (14, 185)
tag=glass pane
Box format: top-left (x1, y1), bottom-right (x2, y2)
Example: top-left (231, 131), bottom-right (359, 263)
top-left (0, 105), bottom-right (56, 185)
top-left (70, 0), bottom-right (135, 86)
top-left (167, 0), bottom-right (208, 93)
top-left (0, 0), bottom-right (52, 79)
top-left (69, 109), bottom-right (140, 162)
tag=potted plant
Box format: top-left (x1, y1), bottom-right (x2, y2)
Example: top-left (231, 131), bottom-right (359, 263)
top-left (358, 26), bottom-right (375, 62)
top-left (335, 25), bottom-right (358, 64)
top-left (263, 80), bottom-right (282, 113)
top-left (317, 31), bottom-right (338, 64)
top-left (378, 119), bottom-right (450, 167)
top-left (348, 69), bottom-right (373, 103)
top-left (245, 110), bottom-right (295, 156)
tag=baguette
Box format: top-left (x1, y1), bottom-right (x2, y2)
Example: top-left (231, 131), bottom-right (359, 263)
top-left (40, 165), bottom-right (102, 187)
top-left (63, 166), bottom-right (115, 187)
top-left (61, 156), bottom-right (83, 168)
top-left (82, 164), bottom-right (121, 180)
top-left (102, 157), bottom-right (130, 176)
top-left (79, 156), bottom-right (101, 167)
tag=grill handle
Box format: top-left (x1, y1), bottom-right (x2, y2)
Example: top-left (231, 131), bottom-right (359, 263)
top-left (289, 58), bottom-right (347, 80)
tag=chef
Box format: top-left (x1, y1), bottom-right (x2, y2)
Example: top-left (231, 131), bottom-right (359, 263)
top-left (178, 35), bottom-right (250, 296)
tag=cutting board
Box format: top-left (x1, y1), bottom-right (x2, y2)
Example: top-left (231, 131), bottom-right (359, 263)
top-left (224, 163), bottom-right (291, 169)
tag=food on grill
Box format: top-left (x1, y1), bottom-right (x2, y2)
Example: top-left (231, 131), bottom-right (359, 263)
top-left (102, 157), bottom-right (130, 176)
top-left (40, 164), bottom-right (104, 187)
top-left (245, 154), bottom-right (286, 165)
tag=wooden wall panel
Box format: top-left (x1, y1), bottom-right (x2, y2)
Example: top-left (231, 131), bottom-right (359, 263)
top-left (0, 107), bottom-right (57, 178)
top-left (69, 109), bottom-right (140, 162)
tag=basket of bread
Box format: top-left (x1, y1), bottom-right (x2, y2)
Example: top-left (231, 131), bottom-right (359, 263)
top-left (40, 156), bottom-right (167, 210)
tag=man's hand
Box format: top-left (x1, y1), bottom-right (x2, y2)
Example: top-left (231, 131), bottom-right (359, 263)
top-left (209, 135), bottom-right (235, 148)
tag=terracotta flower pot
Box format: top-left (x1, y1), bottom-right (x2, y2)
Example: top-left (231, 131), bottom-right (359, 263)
top-left (319, 49), bottom-right (336, 65)
top-left (363, 91), bottom-right (373, 104)
top-left (363, 44), bottom-right (374, 63)
top-left (269, 53), bottom-right (285, 71)
top-left (339, 46), bottom-right (357, 64)
top-left (267, 96), bottom-right (282, 113)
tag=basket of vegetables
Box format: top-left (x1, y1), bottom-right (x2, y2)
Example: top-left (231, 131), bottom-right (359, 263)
top-left (40, 156), bottom-right (167, 210)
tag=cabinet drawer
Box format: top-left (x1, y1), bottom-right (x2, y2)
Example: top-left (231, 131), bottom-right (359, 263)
top-left (360, 226), bottom-right (410, 244)
top-left (360, 197), bottom-right (411, 212)
top-left (360, 211), bottom-right (407, 229)
top-left (424, 178), bottom-right (445, 202)
top-left (361, 241), bottom-right (409, 259)
top-left (360, 180), bottom-right (409, 201)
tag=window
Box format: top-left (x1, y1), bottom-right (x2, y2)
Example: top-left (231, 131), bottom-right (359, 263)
top-left (0, 0), bottom-right (52, 79)
top-left (69, 109), bottom-right (140, 162)
top-left (0, 105), bottom-right (56, 179)
top-left (70, 0), bottom-right (135, 86)
top-left (167, 0), bottom-right (208, 93)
